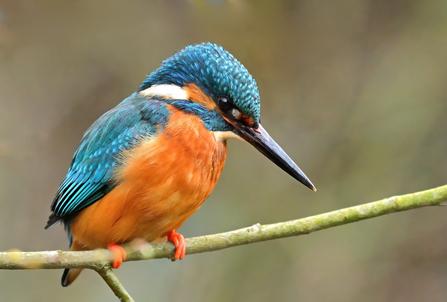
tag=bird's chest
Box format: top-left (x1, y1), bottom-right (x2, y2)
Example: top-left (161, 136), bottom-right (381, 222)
top-left (114, 110), bottom-right (228, 240)
top-left (69, 110), bottom-right (228, 248)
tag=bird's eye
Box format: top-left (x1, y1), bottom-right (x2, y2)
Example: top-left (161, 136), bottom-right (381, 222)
top-left (218, 97), bottom-right (234, 113)
top-left (218, 97), bottom-right (243, 121)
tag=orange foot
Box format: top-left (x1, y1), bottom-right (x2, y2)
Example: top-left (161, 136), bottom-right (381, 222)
top-left (107, 243), bottom-right (127, 269)
top-left (167, 230), bottom-right (186, 260)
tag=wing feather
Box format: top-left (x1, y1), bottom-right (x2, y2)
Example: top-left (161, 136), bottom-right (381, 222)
top-left (45, 95), bottom-right (169, 228)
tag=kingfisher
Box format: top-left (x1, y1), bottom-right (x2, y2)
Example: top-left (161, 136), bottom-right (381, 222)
top-left (45, 43), bottom-right (316, 287)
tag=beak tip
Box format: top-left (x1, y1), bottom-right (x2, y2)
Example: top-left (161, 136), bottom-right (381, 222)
top-left (296, 174), bottom-right (316, 192)
top-left (296, 175), bottom-right (316, 192)
top-left (303, 181), bottom-right (317, 192)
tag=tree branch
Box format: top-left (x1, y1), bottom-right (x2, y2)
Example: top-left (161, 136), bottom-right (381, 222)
top-left (1, 184), bottom-right (446, 301)
top-left (96, 267), bottom-right (135, 302)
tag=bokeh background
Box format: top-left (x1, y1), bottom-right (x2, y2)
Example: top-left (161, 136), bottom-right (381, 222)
top-left (1, 1), bottom-right (447, 301)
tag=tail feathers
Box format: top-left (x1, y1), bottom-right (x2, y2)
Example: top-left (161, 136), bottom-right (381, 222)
top-left (61, 240), bottom-right (87, 287)
top-left (61, 268), bottom-right (84, 287)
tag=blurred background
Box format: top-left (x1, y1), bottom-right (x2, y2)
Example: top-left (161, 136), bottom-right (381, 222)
top-left (1, 0), bottom-right (447, 301)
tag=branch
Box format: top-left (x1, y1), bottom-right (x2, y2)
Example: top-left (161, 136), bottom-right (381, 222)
top-left (1, 184), bottom-right (446, 301)
top-left (96, 267), bottom-right (135, 302)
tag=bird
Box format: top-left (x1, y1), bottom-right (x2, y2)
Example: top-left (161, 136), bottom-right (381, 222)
top-left (45, 42), bottom-right (316, 287)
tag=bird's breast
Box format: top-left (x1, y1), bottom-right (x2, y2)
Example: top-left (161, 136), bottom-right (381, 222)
top-left (70, 107), bottom-right (227, 248)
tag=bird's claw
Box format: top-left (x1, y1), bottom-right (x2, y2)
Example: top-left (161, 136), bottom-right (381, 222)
top-left (167, 230), bottom-right (186, 260)
top-left (107, 243), bottom-right (127, 269)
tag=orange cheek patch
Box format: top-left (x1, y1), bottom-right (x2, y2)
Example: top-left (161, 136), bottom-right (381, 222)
top-left (184, 83), bottom-right (216, 110)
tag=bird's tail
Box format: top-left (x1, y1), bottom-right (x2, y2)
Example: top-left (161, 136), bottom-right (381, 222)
top-left (61, 268), bottom-right (84, 287)
top-left (61, 240), bottom-right (87, 287)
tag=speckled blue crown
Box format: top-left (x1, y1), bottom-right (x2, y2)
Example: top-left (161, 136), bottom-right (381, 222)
top-left (139, 43), bottom-right (261, 123)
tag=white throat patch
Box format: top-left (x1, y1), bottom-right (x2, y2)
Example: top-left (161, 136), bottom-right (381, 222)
top-left (214, 131), bottom-right (243, 142)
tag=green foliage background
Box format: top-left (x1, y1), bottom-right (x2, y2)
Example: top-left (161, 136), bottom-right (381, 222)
top-left (0, 1), bottom-right (446, 301)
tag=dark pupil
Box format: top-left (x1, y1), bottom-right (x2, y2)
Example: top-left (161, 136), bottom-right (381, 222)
top-left (218, 97), bottom-right (233, 112)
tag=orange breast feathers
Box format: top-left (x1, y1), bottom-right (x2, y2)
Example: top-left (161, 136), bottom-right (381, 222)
top-left (69, 108), bottom-right (228, 249)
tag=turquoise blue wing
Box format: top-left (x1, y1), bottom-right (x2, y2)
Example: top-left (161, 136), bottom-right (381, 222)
top-left (45, 94), bottom-right (169, 228)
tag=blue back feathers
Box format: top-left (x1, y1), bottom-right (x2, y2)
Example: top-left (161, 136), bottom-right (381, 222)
top-left (140, 43), bottom-right (261, 124)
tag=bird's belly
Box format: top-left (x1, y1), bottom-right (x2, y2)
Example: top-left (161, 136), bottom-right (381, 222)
top-left (69, 110), bottom-right (227, 249)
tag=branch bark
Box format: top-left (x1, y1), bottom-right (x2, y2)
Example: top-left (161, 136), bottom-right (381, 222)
top-left (1, 184), bottom-right (446, 301)
top-left (96, 267), bottom-right (135, 302)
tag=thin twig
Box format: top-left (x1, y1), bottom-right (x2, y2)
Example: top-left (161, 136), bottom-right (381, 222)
top-left (96, 267), bottom-right (135, 302)
top-left (0, 184), bottom-right (446, 301)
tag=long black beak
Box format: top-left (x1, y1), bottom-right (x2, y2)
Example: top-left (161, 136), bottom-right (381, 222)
top-left (232, 123), bottom-right (316, 192)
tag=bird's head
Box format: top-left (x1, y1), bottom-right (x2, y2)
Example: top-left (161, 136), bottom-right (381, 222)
top-left (138, 43), bottom-right (316, 191)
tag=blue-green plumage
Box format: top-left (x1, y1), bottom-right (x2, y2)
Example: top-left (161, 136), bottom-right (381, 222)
top-left (46, 82), bottom-right (234, 227)
top-left (46, 94), bottom-right (171, 226)
top-left (140, 43), bottom-right (261, 124)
